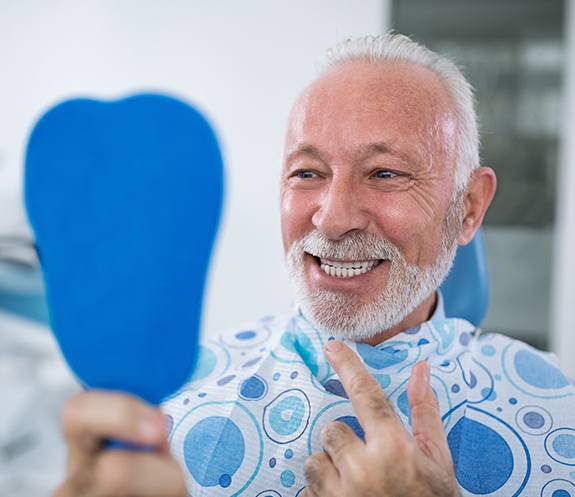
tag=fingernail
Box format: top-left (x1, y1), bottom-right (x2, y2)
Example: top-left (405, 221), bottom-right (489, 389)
top-left (325, 340), bottom-right (343, 354)
top-left (422, 361), bottom-right (431, 384)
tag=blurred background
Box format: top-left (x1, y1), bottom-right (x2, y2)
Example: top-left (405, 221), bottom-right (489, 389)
top-left (0, 1), bottom-right (573, 495)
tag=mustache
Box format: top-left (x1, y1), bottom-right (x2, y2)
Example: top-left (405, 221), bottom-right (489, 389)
top-left (291, 230), bottom-right (402, 261)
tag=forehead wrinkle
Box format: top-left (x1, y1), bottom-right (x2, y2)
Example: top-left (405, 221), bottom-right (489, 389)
top-left (285, 139), bottom-right (414, 167)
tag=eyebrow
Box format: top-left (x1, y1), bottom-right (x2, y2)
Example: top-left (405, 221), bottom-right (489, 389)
top-left (284, 144), bottom-right (322, 162)
top-left (361, 142), bottom-right (394, 156)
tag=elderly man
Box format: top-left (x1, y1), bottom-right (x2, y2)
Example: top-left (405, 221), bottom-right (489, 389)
top-left (54, 34), bottom-right (575, 497)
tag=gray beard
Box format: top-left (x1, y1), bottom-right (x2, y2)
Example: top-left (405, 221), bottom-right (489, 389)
top-left (285, 204), bottom-right (461, 342)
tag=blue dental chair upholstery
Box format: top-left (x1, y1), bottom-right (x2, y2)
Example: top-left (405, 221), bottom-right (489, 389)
top-left (439, 229), bottom-right (490, 327)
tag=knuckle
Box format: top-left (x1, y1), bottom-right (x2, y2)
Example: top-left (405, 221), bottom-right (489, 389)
top-left (320, 421), bottom-right (343, 444)
top-left (367, 394), bottom-right (393, 417)
top-left (347, 378), bottom-right (395, 420)
top-left (62, 393), bottom-right (88, 429)
top-left (320, 421), bottom-right (357, 453)
top-left (304, 452), bottom-right (326, 481)
top-left (61, 393), bottom-right (99, 448)
top-left (347, 377), bottom-right (392, 417)
top-left (347, 373), bottom-right (378, 397)
top-left (107, 394), bottom-right (140, 422)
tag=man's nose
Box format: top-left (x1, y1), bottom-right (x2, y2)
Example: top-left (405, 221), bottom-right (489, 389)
top-left (311, 181), bottom-right (369, 240)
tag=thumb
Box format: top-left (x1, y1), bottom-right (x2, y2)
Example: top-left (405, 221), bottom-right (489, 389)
top-left (407, 362), bottom-right (449, 455)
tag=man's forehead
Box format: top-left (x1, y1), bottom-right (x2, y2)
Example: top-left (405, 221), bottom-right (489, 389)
top-left (287, 62), bottom-right (454, 143)
top-left (284, 60), bottom-right (457, 161)
top-left (296, 59), bottom-right (452, 110)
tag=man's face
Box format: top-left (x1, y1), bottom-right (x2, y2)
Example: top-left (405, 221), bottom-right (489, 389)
top-left (280, 60), bottom-right (463, 341)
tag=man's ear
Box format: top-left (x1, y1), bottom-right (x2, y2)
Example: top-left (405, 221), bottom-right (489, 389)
top-left (459, 166), bottom-right (497, 246)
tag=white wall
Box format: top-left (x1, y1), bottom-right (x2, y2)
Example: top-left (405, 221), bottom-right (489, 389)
top-left (550, 0), bottom-right (575, 379)
top-left (0, 1), bottom-right (387, 338)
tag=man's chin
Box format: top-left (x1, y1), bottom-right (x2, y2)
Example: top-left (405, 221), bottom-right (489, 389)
top-left (296, 290), bottom-right (401, 342)
top-left (301, 311), bottom-right (387, 343)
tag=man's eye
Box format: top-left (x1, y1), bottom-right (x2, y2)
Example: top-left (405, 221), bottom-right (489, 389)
top-left (374, 170), bottom-right (396, 179)
top-left (296, 170), bottom-right (316, 179)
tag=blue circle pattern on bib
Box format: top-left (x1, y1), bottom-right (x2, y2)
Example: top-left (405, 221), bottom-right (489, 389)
top-left (163, 314), bottom-right (575, 496)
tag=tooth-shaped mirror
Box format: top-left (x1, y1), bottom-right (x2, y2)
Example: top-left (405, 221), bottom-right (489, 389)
top-left (25, 94), bottom-right (224, 405)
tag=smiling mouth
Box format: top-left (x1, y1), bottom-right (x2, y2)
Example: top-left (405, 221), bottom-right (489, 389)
top-left (318, 257), bottom-right (382, 278)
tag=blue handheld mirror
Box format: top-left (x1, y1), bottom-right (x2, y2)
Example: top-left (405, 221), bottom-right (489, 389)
top-left (25, 94), bottom-right (224, 406)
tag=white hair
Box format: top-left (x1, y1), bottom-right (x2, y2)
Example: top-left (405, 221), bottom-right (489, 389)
top-left (323, 34), bottom-right (480, 195)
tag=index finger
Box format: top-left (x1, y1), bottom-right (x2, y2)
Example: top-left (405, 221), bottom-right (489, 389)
top-left (324, 340), bottom-right (402, 435)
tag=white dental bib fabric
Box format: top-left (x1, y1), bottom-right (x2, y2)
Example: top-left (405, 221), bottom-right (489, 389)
top-left (162, 313), bottom-right (575, 497)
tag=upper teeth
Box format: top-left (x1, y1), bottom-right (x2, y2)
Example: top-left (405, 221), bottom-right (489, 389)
top-left (319, 258), bottom-right (380, 278)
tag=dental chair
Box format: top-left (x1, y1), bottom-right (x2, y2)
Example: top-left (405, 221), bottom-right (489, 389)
top-left (439, 229), bottom-right (490, 327)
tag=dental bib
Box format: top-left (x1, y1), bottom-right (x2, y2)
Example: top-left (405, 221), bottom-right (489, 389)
top-left (164, 312), bottom-right (575, 496)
